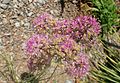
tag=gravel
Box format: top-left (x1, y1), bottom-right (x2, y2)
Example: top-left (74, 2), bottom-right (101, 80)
top-left (0, 0), bottom-right (80, 82)
top-left (2, 0), bottom-right (11, 4)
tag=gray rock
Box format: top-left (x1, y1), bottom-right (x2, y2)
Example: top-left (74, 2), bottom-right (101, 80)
top-left (2, 0), bottom-right (11, 4)
top-left (0, 3), bottom-right (8, 9)
top-left (24, 23), bottom-right (30, 28)
top-left (0, 8), bottom-right (4, 13)
top-left (34, 0), bottom-right (48, 5)
top-left (0, 39), bottom-right (4, 49)
top-left (54, 0), bottom-right (60, 2)
top-left (27, 12), bottom-right (33, 17)
top-left (15, 22), bottom-right (20, 27)
top-left (65, 80), bottom-right (73, 83)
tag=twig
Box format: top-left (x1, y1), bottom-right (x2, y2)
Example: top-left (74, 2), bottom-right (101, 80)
top-left (45, 64), bottom-right (59, 83)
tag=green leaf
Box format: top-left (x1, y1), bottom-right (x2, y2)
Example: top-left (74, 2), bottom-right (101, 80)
top-left (93, 72), bottom-right (119, 83)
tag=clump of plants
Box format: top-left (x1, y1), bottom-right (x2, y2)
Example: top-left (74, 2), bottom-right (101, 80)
top-left (92, 0), bottom-right (119, 37)
top-left (91, 31), bottom-right (120, 83)
top-left (22, 12), bottom-right (101, 82)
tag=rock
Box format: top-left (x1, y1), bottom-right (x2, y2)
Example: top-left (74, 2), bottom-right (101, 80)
top-left (13, 4), bottom-right (18, 8)
top-left (29, 0), bottom-right (33, 3)
top-left (27, 12), bottom-right (33, 17)
top-left (37, 0), bottom-right (48, 4)
top-left (3, 18), bottom-right (8, 24)
top-left (50, 10), bottom-right (58, 15)
top-left (21, 20), bottom-right (24, 25)
top-left (4, 33), bottom-right (11, 36)
top-left (54, 0), bottom-right (60, 2)
top-left (13, 0), bottom-right (18, 3)
top-left (15, 22), bottom-right (20, 27)
top-left (0, 39), bottom-right (2, 44)
top-left (72, 0), bottom-right (78, 4)
top-left (0, 8), bottom-right (4, 13)
top-left (65, 80), bottom-right (73, 83)
top-left (18, 3), bottom-right (24, 7)
top-left (2, 0), bottom-right (11, 4)
top-left (29, 4), bottom-right (35, 9)
top-left (24, 23), bottom-right (30, 27)
top-left (0, 3), bottom-right (8, 9)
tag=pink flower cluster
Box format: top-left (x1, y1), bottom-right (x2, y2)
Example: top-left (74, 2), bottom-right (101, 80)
top-left (24, 34), bottom-right (52, 71)
top-left (23, 13), bottom-right (101, 78)
top-left (24, 34), bottom-right (50, 56)
top-left (59, 37), bottom-right (77, 53)
top-left (53, 16), bottom-right (101, 43)
top-left (65, 53), bottom-right (89, 78)
top-left (33, 13), bottom-right (53, 28)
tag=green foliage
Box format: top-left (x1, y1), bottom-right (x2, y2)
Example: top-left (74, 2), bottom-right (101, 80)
top-left (20, 72), bottom-right (38, 83)
top-left (0, 53), bottom-right (20, 83)
top-left (92, 0), bottom-right (119, 37)
top-left (91, 31), bottom-right (120, 83)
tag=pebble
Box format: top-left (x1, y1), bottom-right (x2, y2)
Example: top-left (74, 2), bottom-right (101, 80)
top-left (2, 0), bottom-right (11, 4)
top-left (0, 39), bottom-right (3, 49)
top-left (0, 8), bottom-right (4, 13)
top-left (54, 0), bottom-right (60, 2)
top-left (4, 33), bottom-right (11, 36)
top-left (72, 0), bottom-right (78, 3)
top-left (13, 0), bottom-right (18, 3)
top-left (28, 12), bottom-right (33, 16)
top-left (13, 4), bottom-right (18, 8)
top-left (29, 4), bottom-right (35, 9)
top-left (33, 0), bottom-right (48, 5)
top-left (15, 22), bottom-right (20, 27)
top-left (65, 80), bottom-right (73, 83)
top-left (3, 18), bottom-right (8, 24)
top-left (24, 23), bottom-right (30, 27)
top-left (29, 0), bottom-right (33, 3)
top-left (0, 3), bottom-right (8, 9)
top-left (21, 20), bottom-right (24, 25)
top-left (50, 10), bottom-right (58, 15)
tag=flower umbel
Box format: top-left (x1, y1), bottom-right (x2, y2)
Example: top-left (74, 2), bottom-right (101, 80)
top-left (65, 53), bottom-right (89, 78)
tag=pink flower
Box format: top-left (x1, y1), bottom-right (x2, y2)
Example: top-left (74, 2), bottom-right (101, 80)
top-left (33, 13), bottom-right (53, 28)
top-left (24, 34), bottom-right (50, 56)
top-left (65, 53), bottom-right (89, 78)
top-left (59, 37), bottom-right (76, 52)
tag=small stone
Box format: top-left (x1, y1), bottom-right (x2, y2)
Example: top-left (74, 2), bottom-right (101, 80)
top-left (29, 0), bottom-right (33, 3)
top-left (0, 22), bottom-right (2, 25)
top-left (18, 3), bottom-right (24, 7)
top-left (24, 18), bottom-right (28, 22)
top-left (0, 39), bottom-right (3, 49)
top-left (54, 0), bottom-right (60, 2)
top-left (3, 18), bottom-right (8, 24)
top-left (50, 10), bottom-right (58, 15)
top-left (2, 15), bottom-right (6, 17)
top-left (29, 4), bottom-right (35, 9)
top-left (21, 20), bottom-right (24, 25)
top-left (50, 10), bottom-right (54, 14)
top-left (37, 0), bottom-right (47, 4)
top-left (0, 45), bottom-right (4, 49)
top-left (15, 22), bottom-right (20, 27)
top-left (2, 0), bottom-right (11, 4)
top-left (24, 23), bottom-right (30, 27)
top-left (0, 3), bottom-right (8, 9)
top-left (28, 12), bottom-right (33, 16)
top-left (13, 0), bottom-right (18, 3)
top-left (13, 4), bottom-right (18, 8)
top-left (65, 80), bottom-right (73, 83)
top-left (72, 0), bottom-right (78, 3)
top-left (5, 33), bottom-right (12, 36)
top-left (0, 8), bottom-right (4, 13)
top-left (10, 20), bottom-right (14, 24)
